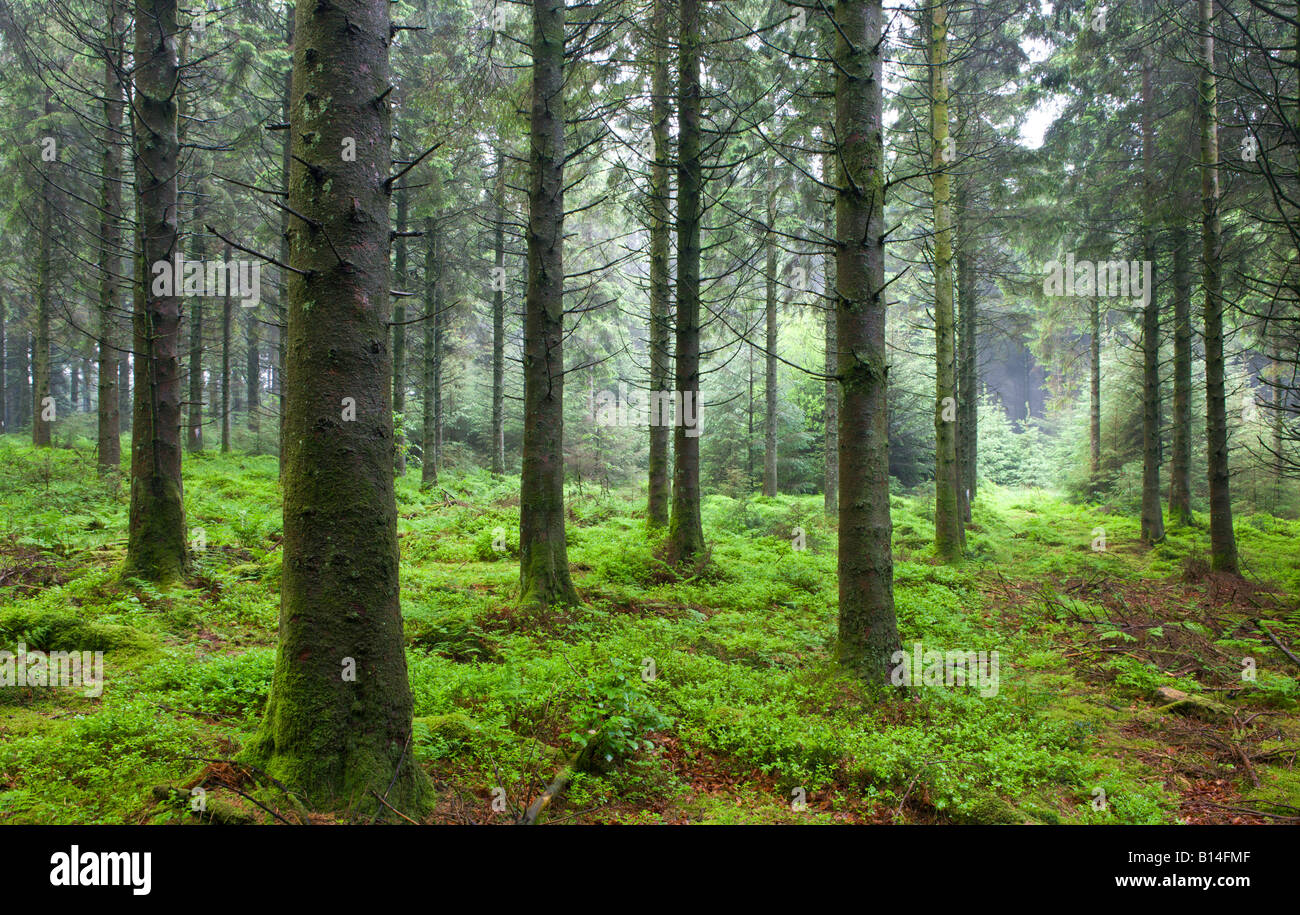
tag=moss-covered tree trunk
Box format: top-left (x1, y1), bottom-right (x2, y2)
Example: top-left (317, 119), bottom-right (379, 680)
top-left (247, 0), bottom-right (430, 818)
top-left (1168, 222), bottom-right (1193, 524)
top-left (647, 0), bottom-right (672, 526)
top-left (126, 0), bottom-right (187, 582)
top-left (98, 1), bottom-right (124, 472)
top-left (835, 0), bottom-right (900, 684)
top-left (1199, 0), bottom-right (1239, 573)
top-left (1139, 18), bottom-right (1165, 544)
top-left (669, 0), bottom-right (706, 565)
top-left (421, 216), bottom-right (439, 489)
top-left (519, 0), bottom-right (579, 607)
top-left (927, 0), bottom-right (963, 561)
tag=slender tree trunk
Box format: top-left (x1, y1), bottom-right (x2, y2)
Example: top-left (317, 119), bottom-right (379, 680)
top-left (247, 0), bottom-right (430, 817)
top-left (421, 216), bottom-right (439, 489)
top-left (519, 0), bottom-right (579, 607)
top-left (392, 178), bottom-right (407, 476)
top-left (33, 94), bottom-right (54, 448)
top-left (127, 0), bottom-right (187, 581)
top-left (0, 292), bottom-right (6, 433)
top-left (1139, 14), bottom-right (1165, 544)
top-left (246, 305), bottom-right (260, 439)
top-left (221, 245), bottom-right (232, 453)
top-left (669, 0), bottom-right (706, 564)
top-left (647, 0), bottom-right (672, 525)
top-left (1090, 298), bottom-right (1102, 483)
top-left (98, 12), bottom-right (123, 473)
top-left (927, 0), bottom-right (963, 560)
top-left (763, 210), bottom-right (778, 497)
top-left (118, 345), bottom-right (131, 431)
top-left (186, 194), bottom-right (205, 453)
top-left (492, 150), bottom-right (506, 476)
top-left (955, 174), bottom-right (976, 520)
top-left (278, 4), bottom-right (293, 472)
top-left (1199, 0), bottom-right (1239, 573)
top-left (835, 0), bottom-right (899, 684)
top-left (823, 143), bottom-right (838, 517)
top-left (1169, 220), bottom-right (1193, 524)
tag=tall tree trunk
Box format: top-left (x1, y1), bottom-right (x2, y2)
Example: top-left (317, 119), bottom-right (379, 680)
top-left (927, 0), bottom-right (963, 560)
top-left (421, 216), bottom-right (439, 489)
top-left (647, 0), bottom-right (672, 524)
top-left (519, 0), bottom-right (579, 607)
top-left (98, 10), bottom-right (123, 474)
top-left (392, 178), bottom-right (407, 476)
top-left (33, 94), bottom-right (54, 448)
top-left (669, 0), bottom-right (706, 564)
top-left (1169, 220), bottom-right (1193, 524)
top-left (823, 142), bottom-right (838, 517)
top-left (186, 201), bottom-right (205, 453)
top-left (245, 306), bottom-right (260, 438)
top-left (0, 292), bottom-right (6, 433)
top-left (127, 0), bottom-right (187, 581)
top-left (1139, 13), bottom-right (1165, 544)
top-left (491, 149), bottom-right (507, 476)
top-left (955, 174), bottom-right (976, 521)
top-left (118, 344), bottom-right (131, 431)
top-left (763, 210), bottom-right (778, 497)
top-left (248, 0), bottom-right (430, 817)
top-left (1090, 298), bottom-right (1101, 483)
top-left (221, 244), bottom-right (232, 453)
top-left (835, 0), bottom-right (899, 683)
top-left (278, 4), bottom-right (293, 472)
top-left (1199, 0), bottom-right (1239, 573)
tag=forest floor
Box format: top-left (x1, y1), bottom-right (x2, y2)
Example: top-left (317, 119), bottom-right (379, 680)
top-left (1, 436), bottom-right (1298, 825)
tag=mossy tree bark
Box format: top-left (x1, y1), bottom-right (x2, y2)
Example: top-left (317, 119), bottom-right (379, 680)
top-left (247, 0), bottom-right (430, 818)
top-left (926, 0), bottom-right (964, 561)
top-left (647, 0), bottom-right (673, 527)
top-left (519, 0), bottom-right (579, 608)
top-left (126, 0), bottom-right (187, 583)
top-left (98, 1), bottom-right (125, 472)
top-left (669, 0), bottom-right (706, 565)
top-left (834, 0), bottom-right (900, 684)
top-left (1199, 0), bottom-right (1239, 573)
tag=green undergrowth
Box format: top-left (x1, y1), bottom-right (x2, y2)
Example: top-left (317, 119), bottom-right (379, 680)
top-left (1, 436), bottom-right (1297, 824)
